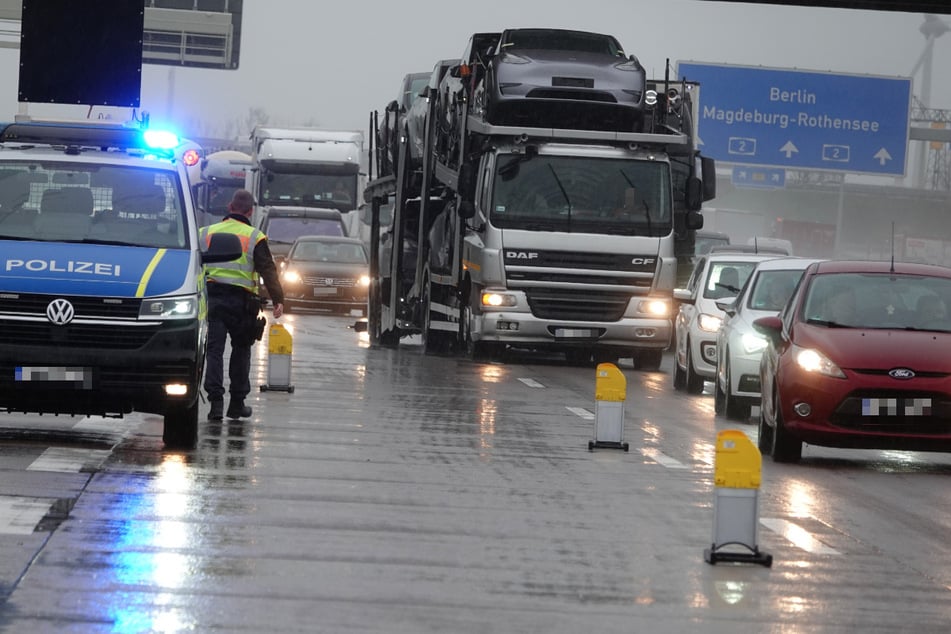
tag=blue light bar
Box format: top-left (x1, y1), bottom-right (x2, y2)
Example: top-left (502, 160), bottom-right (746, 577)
top-left (0, 121), bottom-right (179, 156)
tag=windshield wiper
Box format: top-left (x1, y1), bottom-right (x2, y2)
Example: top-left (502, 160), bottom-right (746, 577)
top-left (547, 164), bottom-right (572, 231)
top-left (618, 169), bottom-right (652, 235)
top-left (805, 318), bottom-right (851, 328)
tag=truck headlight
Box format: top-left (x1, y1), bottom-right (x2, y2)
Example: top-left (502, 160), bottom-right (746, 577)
top-left (140, 295), bottom-right (197, 320)
top-left (637, 299), bottom-right (669, 317)
top-left (482, 292), bottom-right (517, 308)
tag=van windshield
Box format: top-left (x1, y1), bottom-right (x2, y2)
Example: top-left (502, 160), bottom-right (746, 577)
top-left (0, 162), bottom-right (187, 248)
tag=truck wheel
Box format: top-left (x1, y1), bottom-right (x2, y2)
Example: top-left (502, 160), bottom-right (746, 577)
top-left (422, 277), bottom-right (450, 355)
top-left (163, 399), bottom-right (199, 449)
top-left (462, 304), bottom-right (489, 360)
top-left (379, 328), bottom-right (400, 347)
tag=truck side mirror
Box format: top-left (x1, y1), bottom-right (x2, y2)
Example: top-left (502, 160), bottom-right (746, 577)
top-left (458, 164), bottom-right (476, 197)
top-left (686, 176), bottom-right (703, 211)
top-left (458, 201), bottom-right (475, 220)
top-left (686, 210), bottom-right (703, 231)
top-left (701, 156), bottom-right (717, 202)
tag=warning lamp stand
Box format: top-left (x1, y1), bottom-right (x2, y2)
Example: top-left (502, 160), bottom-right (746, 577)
top-left (704, 429), bottom-right (772, 567)
top-left (588, 363), bottom-right (629, 451)
top-left (260, 321), bottom-right (295, 393)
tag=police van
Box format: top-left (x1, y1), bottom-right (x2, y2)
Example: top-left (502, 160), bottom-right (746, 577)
top-left (0, 118), bottom-right (240, 448)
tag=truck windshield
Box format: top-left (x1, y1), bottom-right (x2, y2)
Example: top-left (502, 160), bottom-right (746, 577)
top-left (491, 154), bottom-right (671, 236)
top-left (261, 172), bottom-right (357, 213)
top-left (0, 162), bottom-right (187, 248)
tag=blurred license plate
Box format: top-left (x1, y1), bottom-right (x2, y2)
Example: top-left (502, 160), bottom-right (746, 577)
top-left (554, 328), bottom-right (595, 338)
top-left (313, 288), bottom-right (337, 296)
top-left (15, 366), bottom-right (93, 388)
top-left (861, 397), bottom-right (932, 416)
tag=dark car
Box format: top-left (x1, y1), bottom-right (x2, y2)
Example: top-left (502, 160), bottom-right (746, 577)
top-left (755, 260), bottom-right (951, 463)
top-left (377, 71), bottom-right (430, 177)
top-left (280, 235), bottom-right (370, 315)
top-left (471, 28), bottom-right (646, 131)
top-left (257, 206), bottom-right (348, 264)
top-left (434, 32), bottom-right (501, 167)
top-left (406, 59), bottom-right (455, 165)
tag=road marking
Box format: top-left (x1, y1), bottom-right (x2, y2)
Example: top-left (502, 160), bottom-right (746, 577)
top-left (518, 378), bottom-right (545, 388)
top-left (640, 447), bottom-right (688, 469)
top-left (0, 497), bottom-right (52, 535)
top-left (759, 517), bottom-right (841, 555)
top-left (566, 406), bottom-right (594, 420)
top-left (27, 447), bottom-right (112, 473)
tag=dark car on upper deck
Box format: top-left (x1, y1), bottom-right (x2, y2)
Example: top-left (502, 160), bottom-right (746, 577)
top-left (377, 71), bottom-right (430, 178)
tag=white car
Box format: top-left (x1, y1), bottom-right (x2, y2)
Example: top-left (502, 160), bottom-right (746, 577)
top-left (673, 247), bottom-right (789, 394)
top-left (713, 257), bottom-right (824, 420)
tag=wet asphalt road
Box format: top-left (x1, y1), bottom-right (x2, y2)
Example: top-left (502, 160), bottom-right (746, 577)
top-left (2, 309), bottom-right (951, 633)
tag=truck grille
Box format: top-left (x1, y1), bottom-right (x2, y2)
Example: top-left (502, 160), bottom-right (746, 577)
top-left (526, 289), bottom-right (630, 322)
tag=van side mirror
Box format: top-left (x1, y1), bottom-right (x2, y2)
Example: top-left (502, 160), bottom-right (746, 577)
top-left (458, 201), bottom-right (475, 220)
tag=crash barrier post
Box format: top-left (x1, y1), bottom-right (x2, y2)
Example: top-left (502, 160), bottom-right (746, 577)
top-left (704, 429), bottom-right (772, 566)
top-left (588, 362), bottom-right (629, 451)
top-left (260, 321), bottom-right (295, 393)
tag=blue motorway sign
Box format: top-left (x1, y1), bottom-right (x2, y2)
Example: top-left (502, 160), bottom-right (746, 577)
top-left (677, 62), bottom-right (912, 176)
top-left (732, 166), bottom-right (786, 189)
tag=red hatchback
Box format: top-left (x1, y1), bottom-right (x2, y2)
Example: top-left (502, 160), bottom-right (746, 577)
top-left (755, 260), bottom-right (951, 463)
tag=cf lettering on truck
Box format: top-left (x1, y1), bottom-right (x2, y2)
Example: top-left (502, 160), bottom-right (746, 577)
top-left (0, 118), bottom-right (241, 448)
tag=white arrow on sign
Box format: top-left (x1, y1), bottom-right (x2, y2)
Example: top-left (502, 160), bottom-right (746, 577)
top-left (874, 148), bottom-right (892, 165)
top-left (780, 141), bottom-right (799, 158)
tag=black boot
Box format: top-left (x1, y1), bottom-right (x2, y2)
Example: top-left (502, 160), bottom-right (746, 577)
top-left (208, 400), bottom-right (223, 421)
top-left (226, 399), bottom-right (252, 419)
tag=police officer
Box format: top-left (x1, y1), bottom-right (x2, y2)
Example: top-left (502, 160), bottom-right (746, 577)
top-left (200, 189), bottom-right (284, 421)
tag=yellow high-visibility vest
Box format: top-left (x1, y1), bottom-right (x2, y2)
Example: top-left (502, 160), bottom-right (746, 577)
top-left (200, 218), bottom-right (265, 292)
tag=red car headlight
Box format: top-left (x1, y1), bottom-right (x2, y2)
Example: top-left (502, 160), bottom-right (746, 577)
top-left (794, 345), bottom-right (846, 379)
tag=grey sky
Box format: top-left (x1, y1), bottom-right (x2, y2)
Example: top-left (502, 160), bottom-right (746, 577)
top-left (0, 0), bottom-right (947, 139)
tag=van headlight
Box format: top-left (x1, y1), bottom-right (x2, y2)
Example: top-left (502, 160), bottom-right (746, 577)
top-left (140, 295), bottom-right (198, 320)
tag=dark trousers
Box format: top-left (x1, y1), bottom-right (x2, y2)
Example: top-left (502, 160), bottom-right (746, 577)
top-left (204, 289), bottom-right (255, 402)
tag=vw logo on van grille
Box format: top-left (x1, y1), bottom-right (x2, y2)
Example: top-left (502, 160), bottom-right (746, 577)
top-left (46, 298), bottom-right (75, 325)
